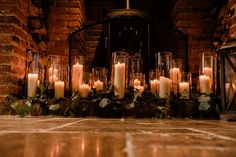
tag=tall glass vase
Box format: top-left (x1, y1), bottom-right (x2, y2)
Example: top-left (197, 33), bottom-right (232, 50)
top-left (111, 51), bottom-right (129, 99)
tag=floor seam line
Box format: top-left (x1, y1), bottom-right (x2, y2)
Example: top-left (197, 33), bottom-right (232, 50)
top-left (187, 128), bottom-right (236, 142)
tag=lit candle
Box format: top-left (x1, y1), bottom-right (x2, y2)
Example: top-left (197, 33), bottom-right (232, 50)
top-left (135, 85), bottom-right (144, 96)
top-left (199, 75), bottom-right (211, 94)
top-left (27, 73), bottom-right (38, 97)
top-left (49, 67), bottom-right (58, 76)
top-left (49, 74), bottom-right (59, 83)
top-left (54, 81), bottom-right (65, 98)
top-left (133, 79), bottom-right (141, 87)
top-left (203, 67), bottom-right (212, 79)
top-left (170, 67), bottom-right (181, 95)
top-left (93, 80), bottom-right (104, 91)
top-left (114, 62), bottom-right (125, 99)
top-left (179, 82), bottom-right (190, 99)
top-left (159, 76), bottom-right (171, 99)
top-left (150, 79), bottom-right (158, 95)
top-left (79, 84), bottom-right (90, 98)
top-left (72, 62), bottom-right (83, 92)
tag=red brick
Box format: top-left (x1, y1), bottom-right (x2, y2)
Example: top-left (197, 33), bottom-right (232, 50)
top-left (0, 75), bottom-right (18, 85)
top-left (0, 0), bottom-right (17, 4)
top-left (0, 65), bottom-right (11, 75)
top-left (0, 85), bottom-right (19, 95)
top-left (0, 15), bottom-right (21, 26)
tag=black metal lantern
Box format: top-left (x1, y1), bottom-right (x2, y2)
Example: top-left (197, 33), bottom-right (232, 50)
top-left (217, 38), bottom-right (236, 120)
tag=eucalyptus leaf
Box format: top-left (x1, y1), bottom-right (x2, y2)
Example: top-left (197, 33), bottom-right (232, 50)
top-left (49, 104), bottom-right (60, 111)
top-left (199, 102), bottom-right (210, 111)
top-left (99, 98), bottom-right (111, 108)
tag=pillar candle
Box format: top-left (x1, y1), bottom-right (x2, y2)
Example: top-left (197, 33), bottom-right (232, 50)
top-left (94, 80), bottom-right (104, 91)
top-left (159, 76), bottom-right (171, 99)
top-left (79, 84), bottom-right (91, 98)
top-left (170, 67), bottom-right (181, 95)
top-left (72, 62), bottom-right (83, 92)
top-left (49, 74), bottom-right (59, 83)
top-left (150, 79), bottom-right (158, 95)
top-left (133, 79), bottom-right (141, 87)
top-left (179, 82), bottom-right (190, 99)
top-left (27, 73), bottom-right (38, 97)
top-left (55, 81), bottom-right (65, 98)
top-left (49, 67), bottom-right (58, 76)
top-left (114, 62), bottom-right (125, 99)
top-left (199, 75), bottom-right (211, 94)
top-left (135, 85), bottom-right (144, 96)
top-left (203, 67), bottom-right (212, 79)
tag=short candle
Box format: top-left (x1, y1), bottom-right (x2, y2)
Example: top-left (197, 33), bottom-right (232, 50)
top-left (199, 75), bottom-right (211, 94)
top-left (179, 82), bottom-right (190, 99)
top-left (93, 80), bottom-right (104, 91)
top-left (79, 84), bottom-right (91, 98)
top-left (54, 80), bottom-right (65, 98)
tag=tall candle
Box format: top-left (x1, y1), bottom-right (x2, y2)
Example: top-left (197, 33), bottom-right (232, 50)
top-left (55, 81), bottom-right (65, 98)
top-left (79, 84), bottom-right (91, 98)
top-left (199, 75), bottom-right (211, 94)
top-left (170, 67), bottom-right (181, 95)
top-left (27, 73), bottom-right (38, 97)
top-left (49, 74), bottom-right (59, 83)
top-left (49, 67), bottom-right (58, 76)
top-left (203, 67), bottom-right (212, 79)
top-left (114, 62), bottom-right (125, 99)
top-left (72, 62), bottom-right (83, 92)
top-left (159, 76), bottom-right (171, 99)
top-left (150, 79), bottom-right (158, 95)
top-left (179, 82), bottom-right (190, 99)
top-left (94, 80), bottom-right (104, 91)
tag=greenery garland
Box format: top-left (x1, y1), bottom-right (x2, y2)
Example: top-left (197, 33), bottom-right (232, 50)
top-left (6, 83), bottom-right (221, 119)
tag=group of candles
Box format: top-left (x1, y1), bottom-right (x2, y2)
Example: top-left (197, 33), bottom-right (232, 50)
top-left (27, 52), bottom-right (220, 100)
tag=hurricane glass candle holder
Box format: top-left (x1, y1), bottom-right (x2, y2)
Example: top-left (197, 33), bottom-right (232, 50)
top-left (111, 51), bottom-right (129, 99)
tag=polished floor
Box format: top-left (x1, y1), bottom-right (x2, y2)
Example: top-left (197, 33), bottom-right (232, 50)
top-left (0, 116), bottom-right (236, 157)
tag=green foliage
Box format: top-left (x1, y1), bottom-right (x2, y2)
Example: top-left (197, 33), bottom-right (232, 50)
top-left (5, 83), bottom-right (220, 119)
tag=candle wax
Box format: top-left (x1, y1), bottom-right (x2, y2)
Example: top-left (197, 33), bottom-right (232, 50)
top-left (27, 73), bottom-right (38, 97)
top-left (94, 80), bottom-right (104, 91)
top-left (55, 81), bottom-right (65, 98)
top-left (114, 62), bottom-right (125, 99)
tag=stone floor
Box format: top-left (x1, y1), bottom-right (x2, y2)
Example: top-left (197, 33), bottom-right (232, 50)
top-left (0, 116), bottom-right (236, 157)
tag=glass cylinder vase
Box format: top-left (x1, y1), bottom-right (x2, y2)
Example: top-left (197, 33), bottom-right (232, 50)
top-left (130, 73), bottom-right (145, 96)
top-left (78, 72), bottom-right (91, 98)
top-left (111, 51), bottom-right (129, 99)
top-left (72, 56), bottom-right (84, 92)
top-left (170, 59), bottom-right (183, 96)
top-left (92, 67), bottom-right (107, 91)
top-left (54, 65), bottom-right (67, 98)
top-left (179, 72), bottom-right (192, 99)
top-left (27, 52), bottom-right (40, 98)
top-left (199, 52), bottom-right (217, 95)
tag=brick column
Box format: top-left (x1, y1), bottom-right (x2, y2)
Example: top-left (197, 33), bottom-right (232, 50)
top-left (47, 0), bottom-right (86, 64)
top-left (0, 0), bottom-right (37, 111)
top-left (172, 0), bottom-right (214, 77)
top-left (228, 0), bottom-right (236, 36)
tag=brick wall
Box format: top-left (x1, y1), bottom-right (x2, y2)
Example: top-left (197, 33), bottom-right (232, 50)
top-left (172, 0), bottom-right (214, 76)
top-left (228, 0), bottom-right (236, 36)
top-left (47, 0), bottom-right (86, 64)
top-left (0, 0), bottom-right (37, 112)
